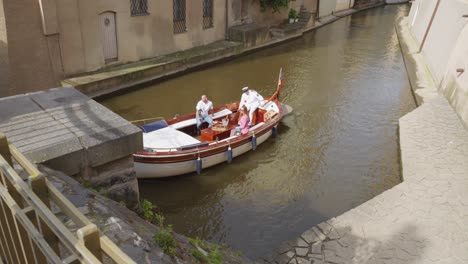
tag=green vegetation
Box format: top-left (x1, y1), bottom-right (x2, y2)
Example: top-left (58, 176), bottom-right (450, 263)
top-left (141, 199), bottom-right (155, 221)
top-left (288, 8), bottom-right (298, 19)
top-left (260, 0), bottom-right (289, 12)
top-left (189, 237), bottom-right (223, 264)
top-left (141, 199), bottom-right (177, 256)
top-left (190, 248), bottom-right (209, 263)
top-left (154, 226), bottom-right (177, 256)
top-left (154, 213), bottom-right (165, 227)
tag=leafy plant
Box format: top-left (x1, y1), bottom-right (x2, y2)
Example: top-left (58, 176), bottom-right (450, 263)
top-left (154, 213), bottom-right (165, 227)
top-left (190, 248), bottom-right (209, 263)
top-left (154, 227), bottom-right (177, 256)
top-left (189, 237), bottom-right (223, 263)
top-left (260, 0), bottom-right (289, 12)
top-left (288, 8), bottom-right (298, 19)
top-left (141, 199), bottom-right (155, 221)
top-left (208, 249), bottom-right (223, 264)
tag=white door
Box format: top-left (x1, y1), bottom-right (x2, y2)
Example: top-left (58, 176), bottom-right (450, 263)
top-left (100, 12), bottom-right (118, 63)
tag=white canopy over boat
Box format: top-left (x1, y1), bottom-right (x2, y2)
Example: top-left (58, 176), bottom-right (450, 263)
top-left (143, 126), bottom-right (200, 150)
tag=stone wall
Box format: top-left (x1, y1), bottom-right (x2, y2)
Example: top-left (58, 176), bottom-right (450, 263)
top-left (0, 87), bottom-right (142, 209)
top-left (408, 0), bottom-right (468, 127)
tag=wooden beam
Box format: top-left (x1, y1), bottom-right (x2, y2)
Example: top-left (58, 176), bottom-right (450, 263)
top-left (77, 224), bottom-right (102, 262)
top-left (0, 133), bottom-right (12, 166)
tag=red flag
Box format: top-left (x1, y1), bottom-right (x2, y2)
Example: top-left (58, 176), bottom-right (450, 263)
top-left (277, 68), bottom-right (283, 89)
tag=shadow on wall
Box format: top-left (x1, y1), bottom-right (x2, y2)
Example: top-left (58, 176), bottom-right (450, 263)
top-left (0, 39), bottom-right (10, 97)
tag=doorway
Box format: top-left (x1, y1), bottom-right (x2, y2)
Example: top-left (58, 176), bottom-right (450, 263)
top-left (99, 12), bottom-right (118, 63)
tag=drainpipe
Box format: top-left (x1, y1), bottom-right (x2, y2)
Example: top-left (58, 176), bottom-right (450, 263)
top-left (419, 0), bottom-right (440, 53)
top-left (316, 0), bottom-right (320, 20)
top-left (225, 0), bottom-right (229, 40)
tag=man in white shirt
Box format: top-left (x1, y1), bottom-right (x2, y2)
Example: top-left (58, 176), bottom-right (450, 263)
top-left (196, 95), bottom-right (214, 134)
top-left (239, 87), bottom-right (264, 127)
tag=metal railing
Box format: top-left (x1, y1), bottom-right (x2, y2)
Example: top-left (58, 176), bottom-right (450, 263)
top-left (0, 132), bottom-right (136, 264)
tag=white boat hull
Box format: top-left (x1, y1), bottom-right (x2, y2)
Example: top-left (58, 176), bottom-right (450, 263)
top-left (135, 129), bottom-right (273, 178)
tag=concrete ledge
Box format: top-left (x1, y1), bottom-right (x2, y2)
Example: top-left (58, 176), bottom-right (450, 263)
top-left (395, 17), bottom-right (438, 105)
top-left (0, 87), bottom-right (143, 208)
top-left (62, 41), bottom-right (243, 98)
top-left (228, 23), bottom-right (271, 48)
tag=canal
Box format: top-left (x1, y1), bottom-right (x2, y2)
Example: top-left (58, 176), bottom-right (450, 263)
top-left (101, 4), bottom-right (414, 259)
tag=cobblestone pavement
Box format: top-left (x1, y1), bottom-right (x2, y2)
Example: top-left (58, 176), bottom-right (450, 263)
top-left (269, 96), bottom-right (468, 263)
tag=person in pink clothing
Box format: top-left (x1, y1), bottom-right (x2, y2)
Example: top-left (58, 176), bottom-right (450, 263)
top-left (231, 106), bottom-right (250, 136)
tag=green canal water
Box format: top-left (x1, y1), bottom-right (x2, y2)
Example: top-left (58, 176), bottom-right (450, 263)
top-left (101, 4), bottom-right (414, 259)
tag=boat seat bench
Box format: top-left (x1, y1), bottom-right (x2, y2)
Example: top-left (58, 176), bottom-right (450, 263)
top-left (170, 109), bottom-right (233, 130)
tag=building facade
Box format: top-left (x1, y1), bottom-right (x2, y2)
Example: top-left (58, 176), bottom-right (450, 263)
top-left (408, 0), bottom-right (468, 126)
top-left (0, 0), bottom-right (319, 96)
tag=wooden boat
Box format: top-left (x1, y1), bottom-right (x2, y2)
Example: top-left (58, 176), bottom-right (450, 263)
top-left (133, 70), bottom-right (289, 178)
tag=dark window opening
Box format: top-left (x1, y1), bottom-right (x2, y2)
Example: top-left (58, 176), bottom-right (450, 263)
top-left (203, 0), bottom-right (214, 29)
top-left (173, 0), bottom-right (186, 34)
top-left (130, 0), bottom-right (148, 16)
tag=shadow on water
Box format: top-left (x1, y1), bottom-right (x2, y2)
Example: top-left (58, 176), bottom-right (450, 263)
top-left (102, 3), bottom-right (415, 259)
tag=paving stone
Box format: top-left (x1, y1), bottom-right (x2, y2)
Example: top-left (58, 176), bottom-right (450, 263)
top-left (311, 241), bottom-right (322, 254)
top-left (302, 228), bottom-right (319, 244)
top-left (296, 257), bottom-right (311, 264)
top-left (312, 227), bottom-right (327, 241)
top-left (323, 249), bottom-right (344, 264)
top-left (308, 253), bottom-right (323, 261)
top-left (295, 237), bottom-right (309, 248)
top-left (317, 222), bottom-right (332, 236)
top-left (295, 247), bottom-right (309, 257)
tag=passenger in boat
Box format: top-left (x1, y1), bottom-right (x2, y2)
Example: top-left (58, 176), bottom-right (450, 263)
top-left (196, 95), bottom-right (214, 134)
top-left (231, 106), bottom-right (250, 136)
top-left (239, 86), bottom-right (264, 127)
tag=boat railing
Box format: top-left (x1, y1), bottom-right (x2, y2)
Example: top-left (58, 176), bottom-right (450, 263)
top-left (130, 116), bottom-right (165, 126)
top-left (0, 132), bottom-right (136, 264)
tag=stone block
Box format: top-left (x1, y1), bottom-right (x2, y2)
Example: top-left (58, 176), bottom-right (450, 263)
top-left (228, 23), bottom-right (271, 48)
top-left (0, 87), bottom-right (142, 205)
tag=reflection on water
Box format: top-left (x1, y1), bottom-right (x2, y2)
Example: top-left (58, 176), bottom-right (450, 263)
top-left (101, 4), bottom-right (414, 259)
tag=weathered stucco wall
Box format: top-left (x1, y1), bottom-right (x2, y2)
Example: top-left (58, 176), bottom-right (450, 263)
top-left (336, 0), bottom-right (355, 12)
top-left (0, 0), bottom-right (61, 96)
top-left (408, 0), bottom-right (468, 126)
top-left (420, 0), bottom-right (468, 85)
top-left (440, 22), bottom-right (468, 126)
top-left (0, 0), bottom-right (10, 97)
top-left (319, 0), bottom-right (337, 17)
top-left (58, 0), bottom-right (227, 75)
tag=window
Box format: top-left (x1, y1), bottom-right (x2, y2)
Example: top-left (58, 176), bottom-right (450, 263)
top-left (173, 0), bottom-right (186, 34)
top-left (130, 0), bottom-right (148, 16)
top-left (203, 0), bottom-right (214, 29)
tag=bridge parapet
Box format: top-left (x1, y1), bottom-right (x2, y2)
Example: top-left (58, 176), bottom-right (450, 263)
top-left (0, 132), bottom-right (135, 264)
